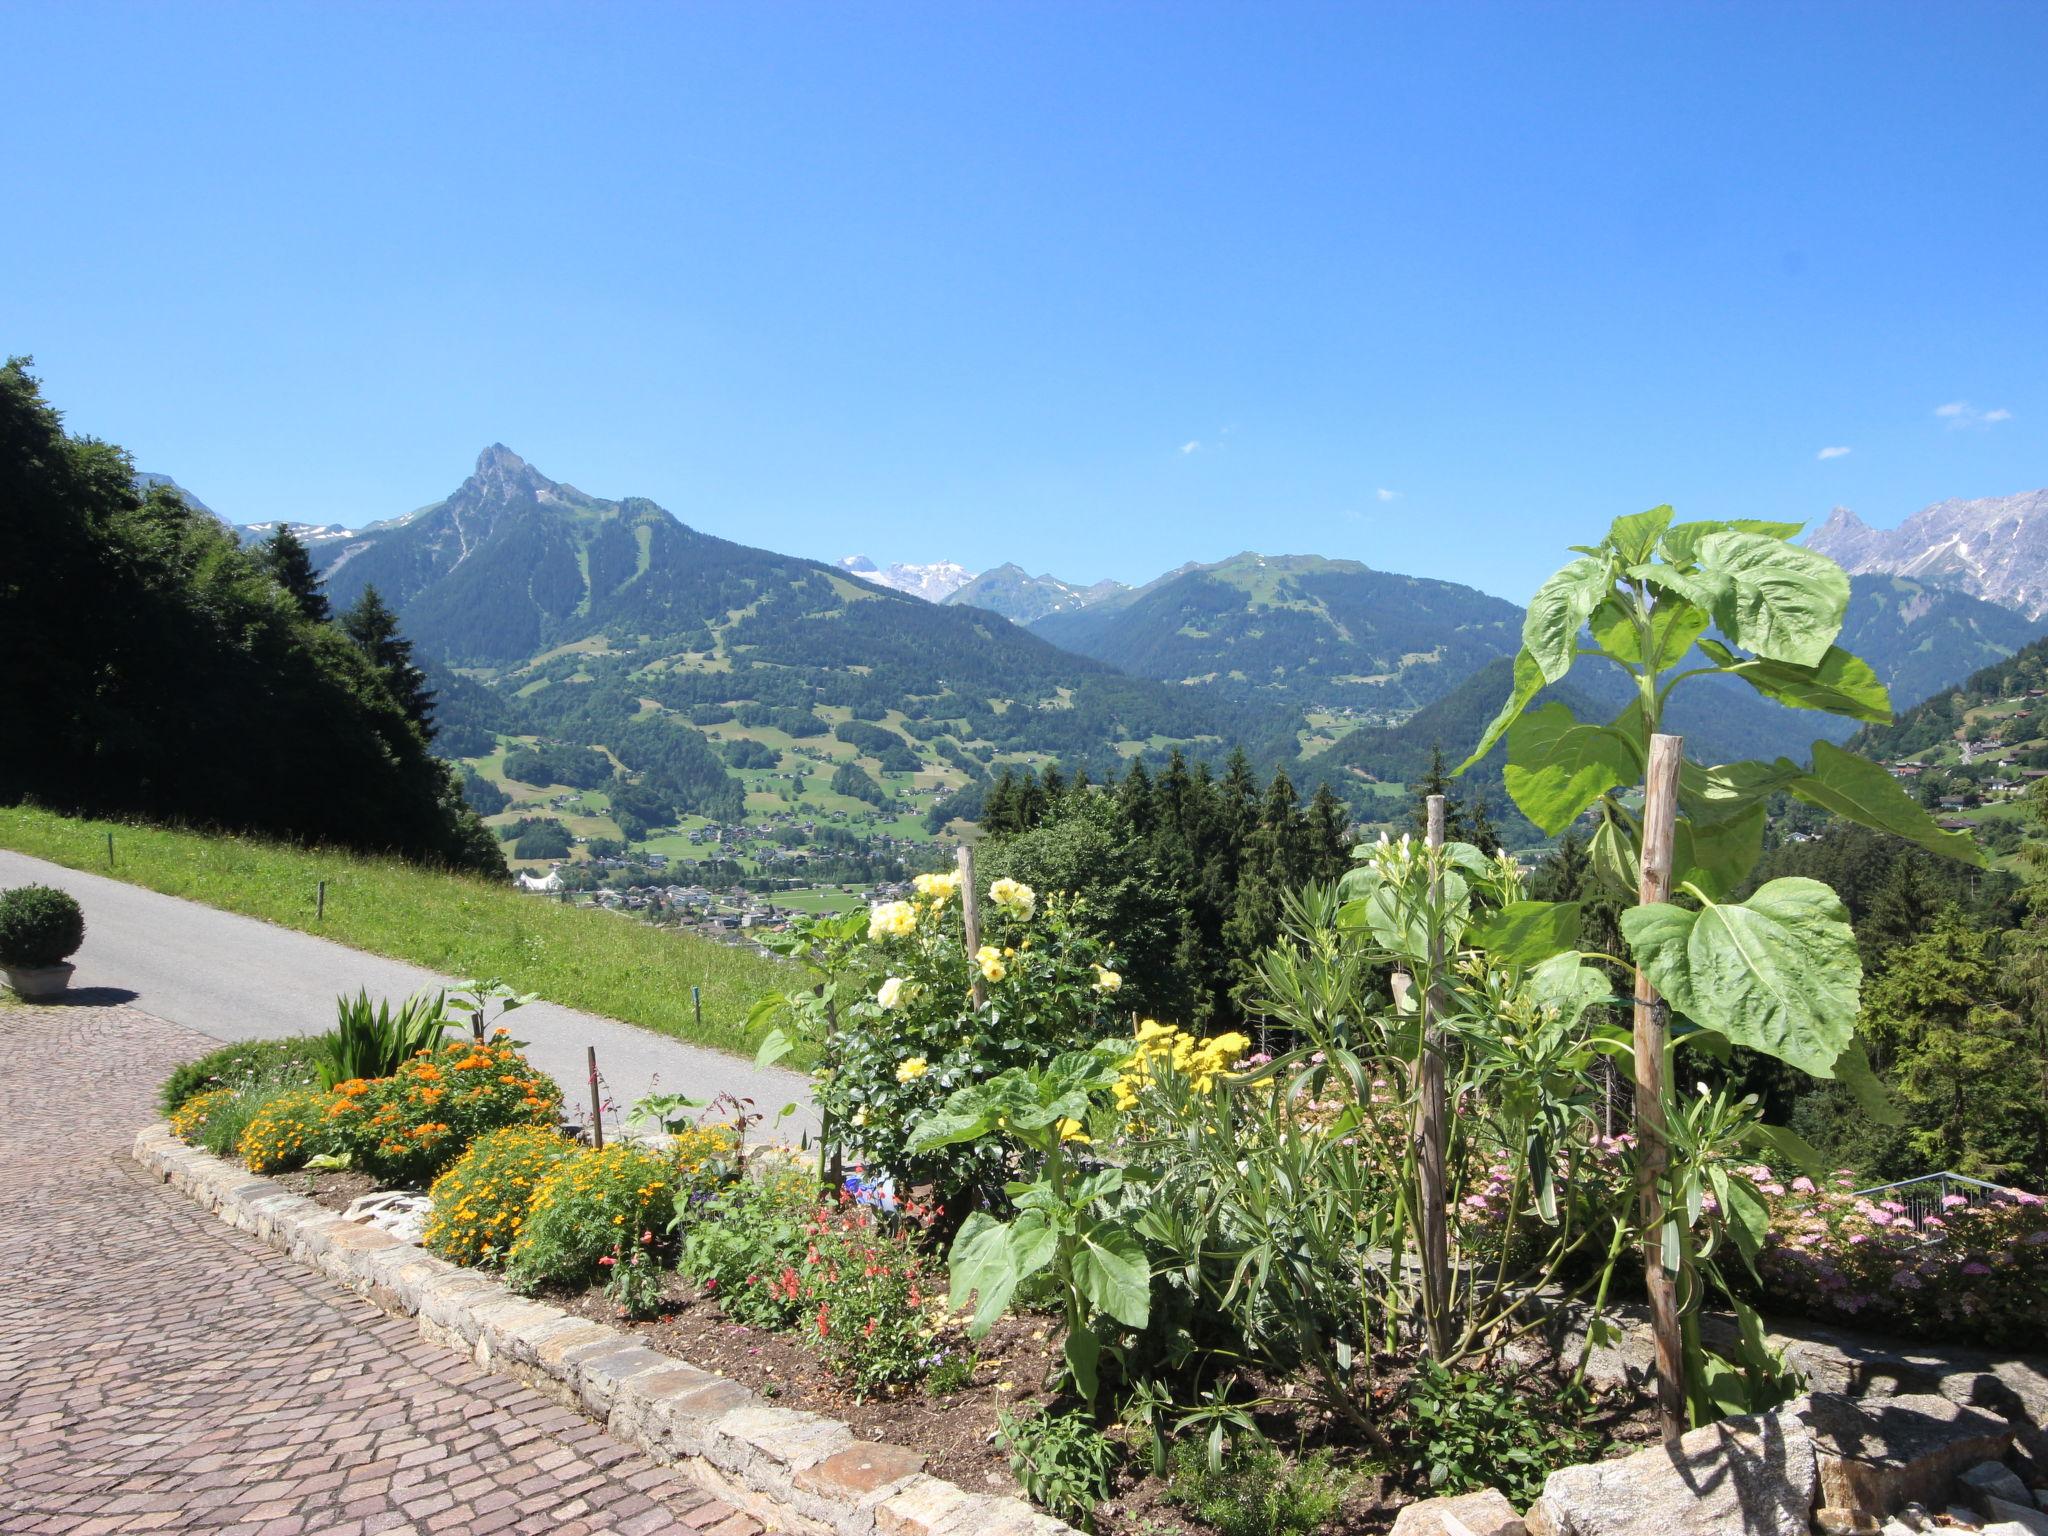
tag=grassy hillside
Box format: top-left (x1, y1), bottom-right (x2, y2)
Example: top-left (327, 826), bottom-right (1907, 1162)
top-left (0, 806), bottom-right (793, 1058)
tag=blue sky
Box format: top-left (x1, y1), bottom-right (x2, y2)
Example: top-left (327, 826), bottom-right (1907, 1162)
top-left (5, 2), bottom-right (2042, 602)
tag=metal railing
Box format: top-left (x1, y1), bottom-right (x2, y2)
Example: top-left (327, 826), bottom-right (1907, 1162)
top-left (1849, 1171), bottom-right (2024, 1229)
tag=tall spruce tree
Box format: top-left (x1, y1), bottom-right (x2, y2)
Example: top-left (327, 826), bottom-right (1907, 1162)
top-left (341, 584), bottom-right (435, 737)
top-left (258, 524), bottom-right (331, 623)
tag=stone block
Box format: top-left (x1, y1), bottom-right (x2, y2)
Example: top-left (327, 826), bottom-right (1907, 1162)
top-left (606, 1363), bottom-right (719, 1455)
top-left (1963, 1463), bottom-right (2037, 1512)
top-left (1976, 1498), bottom-right (2048, 1535)
top-left (1815, 1511), bottom-right (1880, 1535)
top-left (1803, 1392), bottom-right (2015, 1516)
top-left (873, 1478), bottom-right (1040, 1536)
top-left (794, 1442), bottom-right (928, 1503)
top-left (708, 1405), bottom-right (854, 1498)
top-left (1391, 1488), bottom-right (1525, 1536)
top-left (573, 1343), bottom-right (672, 1418)
top-left (646, 1378), bottom-right (762, 1461)
top-left (1528, 1403), bottom-right (1815, 1536)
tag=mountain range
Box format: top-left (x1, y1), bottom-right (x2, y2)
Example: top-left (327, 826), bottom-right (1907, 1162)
top-left (1809, 489), bottom-right (2048, 619)
top-left (144, 453), bottom-right (2048, 844)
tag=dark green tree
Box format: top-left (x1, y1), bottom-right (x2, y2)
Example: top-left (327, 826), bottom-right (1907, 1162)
top-left (257, 524), bottom-right (331, 623)
top-left (342, 584), bottom-right (435, 737)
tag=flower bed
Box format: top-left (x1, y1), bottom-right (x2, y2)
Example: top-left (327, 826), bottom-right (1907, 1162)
top-left (1758, 1175), bottom-right (2048, 1347)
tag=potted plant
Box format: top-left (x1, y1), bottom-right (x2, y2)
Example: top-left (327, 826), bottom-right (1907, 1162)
top-left (0, 884), bottom-right (86, 998)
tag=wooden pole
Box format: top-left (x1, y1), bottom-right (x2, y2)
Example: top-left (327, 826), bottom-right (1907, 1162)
top-left (316, 880), bottom-right (327, 922)
top-left (957, 844), bottom-right (986, 1009)
top-left (1418, 794), bottom-right (1451, 1357)
top-left (586, 1045), bottom-right (605, 1150)
top-left (106, 831), bottom-right (115, 867)
top-left (1634, 733), bottom-right (1686, 1447)
top-left (692, 984), bottom-right (702, 1035)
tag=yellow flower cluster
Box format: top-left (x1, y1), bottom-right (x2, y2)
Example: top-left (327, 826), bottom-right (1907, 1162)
top-left (912, 871), bottom-right (960, 902)
top-left (1092, 964), bottom-right (1122, 993)
top-left (868, 900), bottom-right (918, 941)
top-left (169, 1087), bottom-right (235, 1142)
top-left (988, 878), bottom-right (1036, 919)
top-left (895, 1056), bottom-right (928, 1083)
top-left (508, 1141), bottom-right (686, 1288)
top-left (423, 1124), bottom-right (578, 1268)
top-left (975, 945), bottom-right (1007, 983)
top-left (1114, 1020), bottom-right (1252, 1110)
top-left (238, 1088), bottom-right (333, 1175)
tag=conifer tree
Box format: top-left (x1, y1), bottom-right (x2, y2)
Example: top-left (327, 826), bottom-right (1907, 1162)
top-left (258, 524), bottom-right (331, 623)
top-left (341, 584), bottom-right (435, 737)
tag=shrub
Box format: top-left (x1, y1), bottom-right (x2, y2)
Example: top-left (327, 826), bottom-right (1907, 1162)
top-left (188, 1082), bottom-right (303, 1159)
top-left (239, 1087), bottom-right (336, 1174)
top-left (325, 1036), bottom-right (562, 1185)
top-left (423, 1124), bottom-right (580, 1267)
top-left (998, 1408), bottom-right (1122, 1530)
top-left (316, 989), bottom-right (456, 1088)
top-left (507, 1144), bottom-right (688, 1291)
top-left (801, 1194), bottom-right (945, 1397)
top-left (1164, 1439), bottom-right (1350, 1536)
top-left (159, 1037), bottom-right (324, 1114)
top-left (169, 1086), bottom-right (237, 1141)
top-left (1398, 1360), bottom-right (1600, 1507)
top-left (679, 1162), bottom-right (822, 1327)
top-left (1759, 1177), bottom-right (2048, 1348)
top-left (0, 884), bottom-right (85, 968)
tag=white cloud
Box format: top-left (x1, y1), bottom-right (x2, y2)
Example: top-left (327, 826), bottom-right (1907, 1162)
top-left (1376, 487), bottom-right (1400, 502)
top-left (1936, 400), bottom-right (2013, 428)
top-left (1179, 440), bottom-right (1201, 455)
top-left (1817, 446), bottom-right (1851, 460)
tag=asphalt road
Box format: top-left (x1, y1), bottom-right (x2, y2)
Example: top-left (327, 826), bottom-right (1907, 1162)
top-left (0, 849), bottom-right (818, 1143)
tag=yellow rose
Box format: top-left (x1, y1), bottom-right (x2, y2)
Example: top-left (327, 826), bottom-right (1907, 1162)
top-left (868, 900), bottom-right (917, 941)
top-left (895, 1056), bottom-right (929, 1083)
top-left (876, 976), bottom-right (908, 1010)
top-left (913, 871), bottom-right (960, 902)
top-left (975, 944), bottom-right (1007, 983)
top-left (988, 878), bottom-right (1036, 919)
top-left (1092, 965), bottom-right (1122, 994)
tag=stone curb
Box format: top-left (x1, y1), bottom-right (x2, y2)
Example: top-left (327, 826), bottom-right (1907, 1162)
top-left (134, 1124), bottom-right (1079, 1536)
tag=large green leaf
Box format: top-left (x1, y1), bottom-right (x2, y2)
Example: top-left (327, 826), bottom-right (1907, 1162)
top-left (1591, 594), bottom-right (1707, 670)
top-left (1678, 757), bottom-right (1803, 819)
top-left (1701, 640), bottom-right (1891, 723)
top-left (1523, 557), bottom-right (1613, 683)
top-left (949, 1210), bottom-right (1058, 1336)
top-left (1504, 702), bottom-right (1642, 835)
top-left (1620, 877), bottom-right (1861, 1077)
top-left (1831, 1037), bottom-right (1905, 1126)
top-left (1072, 1216), bottom-right (1151, 1328)
top-left (1589, 812), bottom-right (1639, 896)
top-left (1660, 519), bottom-right (1803, 565)
top-left (1607, 504), bottom-right (1676, 565)
top-left (1526, 951), bottom-right (1615, 1028)
top-left (1693, 531), bottom-right (1850, 667)
top-left (1791, 741), bottom-right (1984, 866)
top-left (1672, 800), bottom-right (1767, 900)
top-left (1455, 648), bottom-right (1545, 775)
top-left (1467, 900), bottom-right (1582, 967)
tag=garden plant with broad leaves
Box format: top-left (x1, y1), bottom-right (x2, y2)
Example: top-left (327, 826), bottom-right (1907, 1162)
top-left (1459, 504), bottom-right (1981, 1423)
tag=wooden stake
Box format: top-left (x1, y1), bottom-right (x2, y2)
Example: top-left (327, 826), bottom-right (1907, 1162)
top-left (106, 831), bottom-right (115, 867)
top-left (692, 984), bottom-right (702, 1035)
top-left (1418, 794), bottom-right (1451, 1357)
top-left (316, 880), bottom-right (327, 922)
top-left (957, 844), bottom-right (986, 1009)
top-left (1634, 733), bottom-right (1686, 1446)
top-left (586, 1045), bottom-right (605, 1150)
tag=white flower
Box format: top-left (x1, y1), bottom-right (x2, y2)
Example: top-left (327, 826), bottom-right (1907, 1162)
top-left (1092, 965), bottom-right (1122, 994)
top-left (876, 976), bottom-right (908, 1010)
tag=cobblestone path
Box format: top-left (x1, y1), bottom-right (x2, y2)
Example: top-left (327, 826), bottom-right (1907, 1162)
top-left (0, 1001), bottom-right (759, 1536)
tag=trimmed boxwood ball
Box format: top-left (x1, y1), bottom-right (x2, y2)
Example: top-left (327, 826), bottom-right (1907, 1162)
top-left (0, 884), bottom-right (85, 968)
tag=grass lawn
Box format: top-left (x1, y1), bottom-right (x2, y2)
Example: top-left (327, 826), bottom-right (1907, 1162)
top-left (0, 805), bottom-right (798, 1060)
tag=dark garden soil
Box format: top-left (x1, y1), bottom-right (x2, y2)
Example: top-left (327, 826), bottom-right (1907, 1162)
top-left (275, 1167), bottom-right (379, 1210)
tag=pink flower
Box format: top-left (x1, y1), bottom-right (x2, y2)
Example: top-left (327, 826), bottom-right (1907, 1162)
top-left (1792, 1177), bottom-right (1816, 1194)
top-left (2014, 1191), bottom-right (2043, 1207)
top-left (1961, 1261), bottom-right (1993, 1276)
top-left (1942, 1194), bottom-right (1969, 1210)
